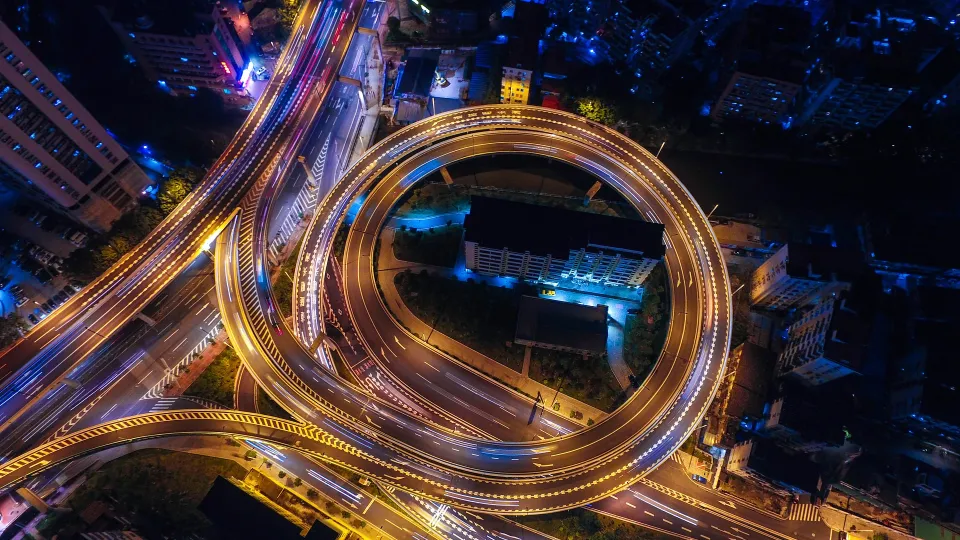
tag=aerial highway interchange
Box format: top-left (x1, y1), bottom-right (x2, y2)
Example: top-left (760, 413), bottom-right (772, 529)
top-left (0, 0), bottom-right (835, 537)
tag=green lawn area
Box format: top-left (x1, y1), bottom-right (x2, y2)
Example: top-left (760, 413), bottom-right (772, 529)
top-left (394, 270), bottom-right (528, 372)
top-left (332, 221), bottom-right (350, 262)
top-left (392, 224), bottom-right (463, 267)
top-left (37, 448), bottom-right (246, 539)
top-left (272, 238), bottom-right (304, 319)
top-left (528, 348), bottom-right (625, 413)
top-left (623, 263), bottom-right (670, 382)
top-left (393, 183), bottom-right (470, 218)
top-left (185, 347), bottom-right (241, 408)
top-left (516, 507), bottom-right (665, 539)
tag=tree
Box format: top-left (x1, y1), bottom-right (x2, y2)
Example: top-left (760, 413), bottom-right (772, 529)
top-left (278, 470), bottom-right (287, 478)
top-left (293, 477), bottom-right (302, 487)
top-left (306, 488), bottom-right (318, 499)
top-left (244, 450), bottom-right (257, 460)
top-left (157, 167), bottom-right (199, 215)
top-left (0, 314), bottom-right (27, 349)
top-left (576, 97), bottom-right (617, 126)
top-left (386, 16), bottom-right (400, 33)
top-left (278, 0), bottom-right (301, 32)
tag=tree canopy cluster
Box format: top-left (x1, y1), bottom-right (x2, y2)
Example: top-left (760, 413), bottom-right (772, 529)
top-left (623, 263), bottom-right (669, 382)
top-left (0, 313), bottom-right (28, 350)
top-left (65, 167), bottom-right (200, 282)
top-left (576, 97), bottom-right (618, 126)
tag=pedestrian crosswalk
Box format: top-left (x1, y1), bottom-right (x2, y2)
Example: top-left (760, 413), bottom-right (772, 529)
top-left (150, 398), bottom-right (177, 412)
top-left (269, 136), bottom-right (326, 257)
top-left (788, 503), bottom-right (821, 521)
top-left (141, 325), bottom-right (221, 400)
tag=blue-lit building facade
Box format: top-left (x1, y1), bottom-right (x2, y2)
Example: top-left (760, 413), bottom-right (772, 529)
top-left (463, 197), bottom-right (665, 288)
top-left (0, 19), bottom-right (151, 232)
top-left (99, 2), bottom-right (250, 104)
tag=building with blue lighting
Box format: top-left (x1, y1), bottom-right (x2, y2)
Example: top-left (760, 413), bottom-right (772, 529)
top-left (711, 3), bottom-right (822, 127)
top-left (99, 1), bottom-right (249, 103)
top-left (0, 19), bottom-right (152, 232)
top-left (463, 196), bottom-right (665, 288)
top-left (775, 289), bottom-right (869, 386)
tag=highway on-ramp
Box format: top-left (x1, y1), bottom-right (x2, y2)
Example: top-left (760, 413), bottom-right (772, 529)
top-left (0, 0), bottom-right (362, 433)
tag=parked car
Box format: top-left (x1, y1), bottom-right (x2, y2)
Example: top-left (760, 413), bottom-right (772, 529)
top-left (28, 244), bottom-right (56, 265)
top-left (68, 231), bottom-right (88, 247)
top-left (61, 286), bottom-right (76, 298)
top-left (27, 313), bottom-right (39, 325)
top-left (39, 303), bottom-right (52, 315)
top-left (61, 228), bottom-right (89, 247)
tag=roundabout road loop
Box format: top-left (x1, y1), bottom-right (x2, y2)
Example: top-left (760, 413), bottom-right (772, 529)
top-left (0, 106), bottom-right (731, 515)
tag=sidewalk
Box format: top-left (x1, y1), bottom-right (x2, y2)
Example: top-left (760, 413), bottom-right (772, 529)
top-left (821, 505), bottom-right (918, 540)
top-left (347, 31), bottom-right (383, 167)
top-left (161, 331), bottom-right (229, 398)
top-left (13, 436), bottom-right (430, 540)
top-left (377, 229), bottom-right (606, 425)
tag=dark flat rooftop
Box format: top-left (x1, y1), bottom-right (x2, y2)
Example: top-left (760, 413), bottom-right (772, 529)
top-left (396, 55), bottom-right (439, 97)
top-left (786, 243), bottom-right (865, 283)
top-left (463, 196), bottom-right (665, 260)
top-left (103, 0), bottom-right (218, 36)
top-left (726, 343), bottom-right (775, 421)
top-left (748, 438), bottom-right (823, 494)
top-left (777, 379), bottom-right (854, 447)
top-left (515, 296), bottom-right (608, 354)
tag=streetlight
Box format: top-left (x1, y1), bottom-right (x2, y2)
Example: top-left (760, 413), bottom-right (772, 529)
top-left (706, 203), bottom-right (719, 219)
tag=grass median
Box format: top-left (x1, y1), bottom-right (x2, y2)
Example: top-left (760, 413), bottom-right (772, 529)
top-left (185, 347), bottom-right (241, 408)
top-left (36, 448), bottom-right (246, 538)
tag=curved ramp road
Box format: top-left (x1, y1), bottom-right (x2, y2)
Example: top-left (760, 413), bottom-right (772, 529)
top-left (0, 110), bottom-right (731, 512)
top-left (209, 106), bottom-right (732, 512)
top-left (0, 0), bottom-right (361, 431)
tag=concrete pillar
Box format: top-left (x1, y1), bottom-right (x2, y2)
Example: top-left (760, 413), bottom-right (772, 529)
top-left (297, 155), bottom-right (317, 187)
top-left (439, 166), bottom-right (454, 185)
top-left (16, 488), bottom-right (48, 513)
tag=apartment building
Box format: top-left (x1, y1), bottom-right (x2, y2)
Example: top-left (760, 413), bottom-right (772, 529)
top-left (463, 197), bottom-right (665, 288)
top-left (776, 290), bottom-right (868, 385)
top-left (0, 20), bottom-right (151, 232)
top-left (100, 1), bottom-right (250, 102)
top-left (712, 71), bottom-right (805, 125)
top-left (711, 4), bottom-right (818, 127)
top-left (750, 243), bottom-right (862, 311)
top-left (500, 1), bottom-right (546, 105)
top-left (501, 65), bottom-right (533, 104)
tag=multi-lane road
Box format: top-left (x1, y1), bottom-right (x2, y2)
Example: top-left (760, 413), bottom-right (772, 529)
top-left (0, 0), bottom-right (350, 431)
top-left (168, 105), bottom-right (727, 514)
